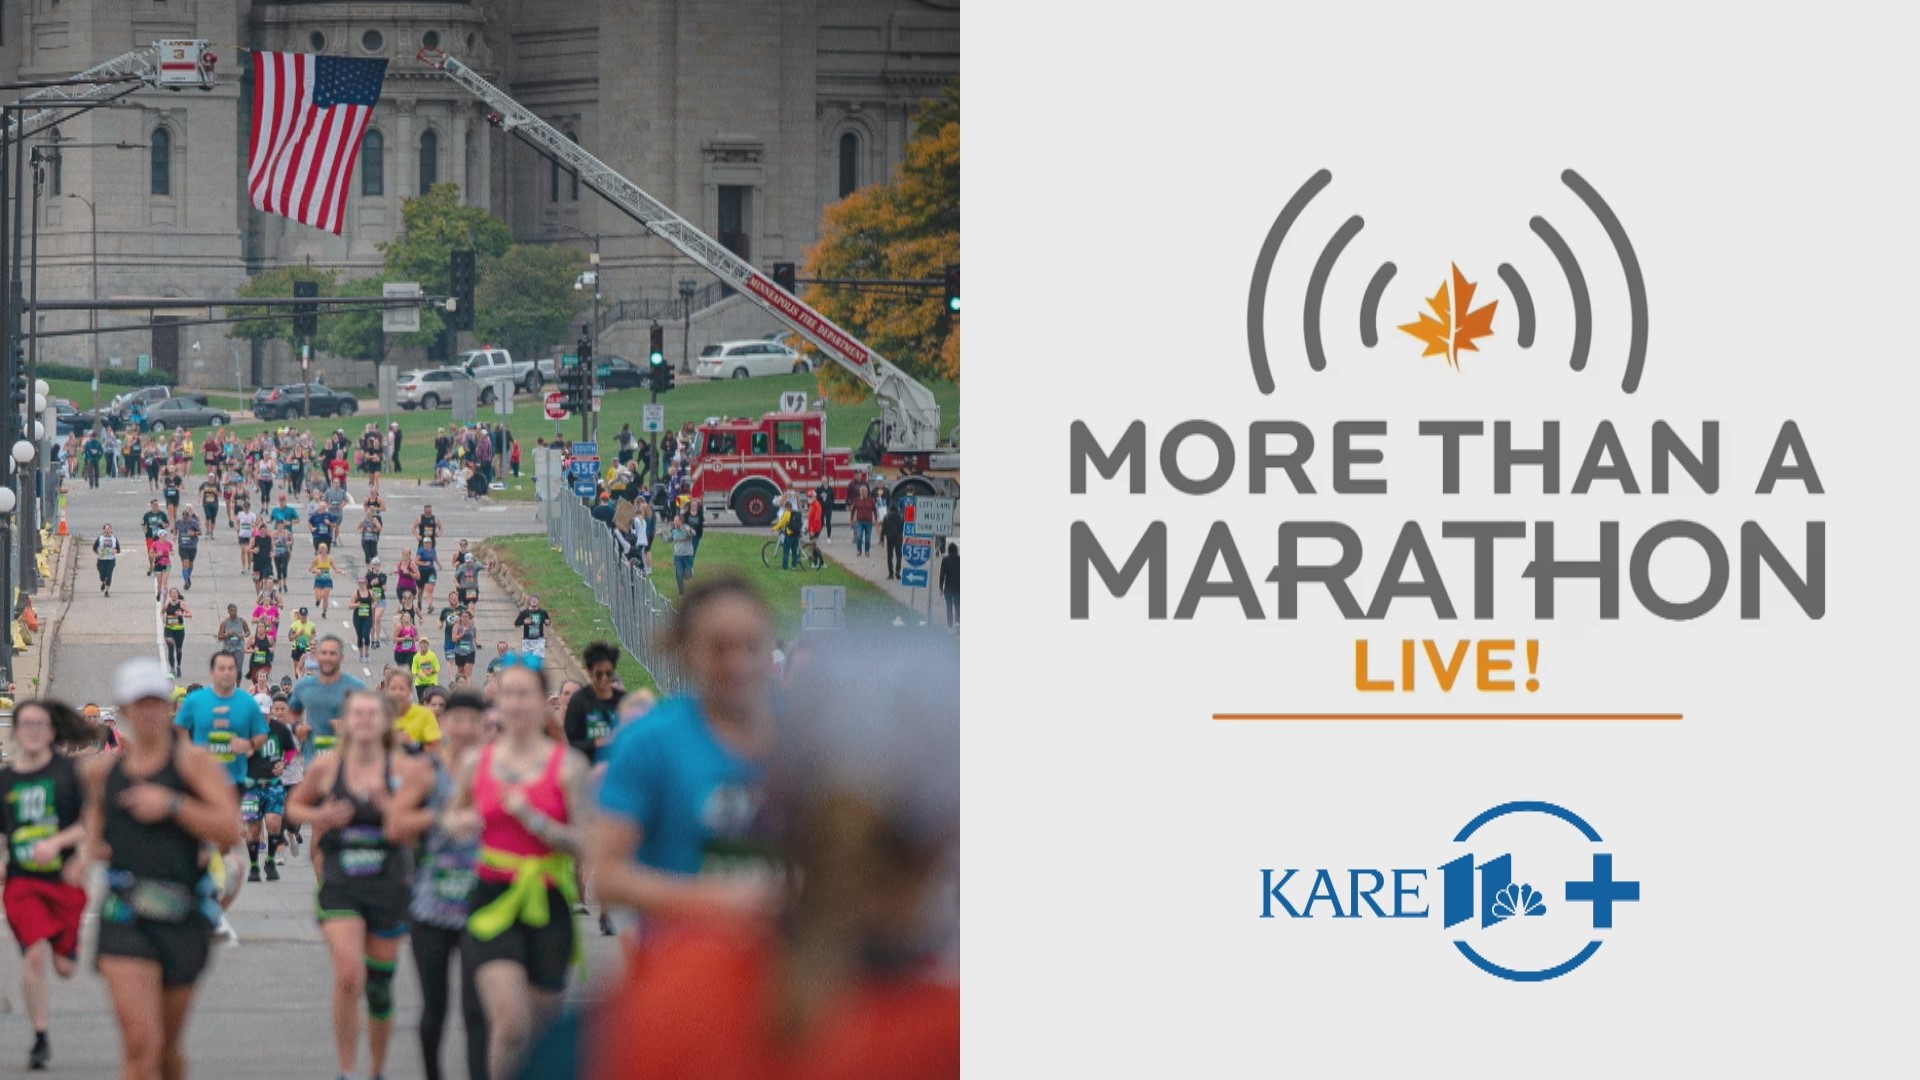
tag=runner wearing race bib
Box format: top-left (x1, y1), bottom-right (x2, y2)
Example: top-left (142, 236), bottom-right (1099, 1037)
top-left (286, 689), bottom-right (429, 1080)
top-left (0, 700), bottom-right (88, 1070)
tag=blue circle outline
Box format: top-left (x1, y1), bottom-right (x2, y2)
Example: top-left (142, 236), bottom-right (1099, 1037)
top-left (1453, 800), bottom-right (1602, 844)
top-left (1454, 940), bottom-right (1603, 982)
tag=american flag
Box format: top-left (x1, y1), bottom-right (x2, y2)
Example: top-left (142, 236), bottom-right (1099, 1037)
top-left (248, 52), bottom-right (388, 235)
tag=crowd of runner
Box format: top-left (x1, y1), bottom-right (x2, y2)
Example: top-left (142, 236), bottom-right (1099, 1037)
top-left (19, 422), bottom-right (957, 1079)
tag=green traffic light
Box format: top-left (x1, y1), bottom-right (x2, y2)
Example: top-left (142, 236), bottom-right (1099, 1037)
top-left (650, 351), bottom-right (664, 364)
top-left (948, 296), bottom-right (960, 312)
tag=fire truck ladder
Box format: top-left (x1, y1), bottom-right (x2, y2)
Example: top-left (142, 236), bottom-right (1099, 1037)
top-left (4, 41), bottom-right (217, 143)
top-left (417, 48), bottom-right (945, 456)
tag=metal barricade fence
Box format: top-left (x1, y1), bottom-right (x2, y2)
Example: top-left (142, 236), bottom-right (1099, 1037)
top-left (544, 488), bottom-right (685, 694)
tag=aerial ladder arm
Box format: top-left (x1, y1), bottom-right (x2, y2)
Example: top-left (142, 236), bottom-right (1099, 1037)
top-left (4, 40), bottom-right (218, 143)
top-left (417, 48), bottom-right (945, 455)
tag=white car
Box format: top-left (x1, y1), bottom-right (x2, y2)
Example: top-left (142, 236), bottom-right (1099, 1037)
top-left (396, 368), bottom-right (490, 410)
top-left (695, 340), bottom-right (812, 379)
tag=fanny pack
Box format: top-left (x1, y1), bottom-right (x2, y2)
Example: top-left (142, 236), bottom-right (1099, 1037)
top-left (101, 869), bottom-right (197, 924)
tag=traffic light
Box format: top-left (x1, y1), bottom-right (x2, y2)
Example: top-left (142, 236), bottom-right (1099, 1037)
top-left (9, 370), bottom-right (26, 411)
top-left (449, 250), bottom-right (476, 331)
top-left (647, 322), bottom-right (675, 393)
top-left (292, 280), bottom-right (319, 338)
top-left (943, 263), bottom-right (960, 313)
top-left (772, 262), bottom-right (796, 293)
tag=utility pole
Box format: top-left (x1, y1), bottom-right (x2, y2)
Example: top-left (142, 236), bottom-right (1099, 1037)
top-left (679, 277), bottom-right (695, 374)
top-left (294, 279), bottom-right (318, 420)
top-left (68, 192), bottom-right (98, 415)
top-left (576, 324), bottom-right (593, 445)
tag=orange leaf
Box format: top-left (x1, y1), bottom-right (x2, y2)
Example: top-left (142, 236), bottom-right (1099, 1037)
top-left (1398, 280), bottom-right (1452, 359)
top-left (1399, 263), bottom-right (1497, 369)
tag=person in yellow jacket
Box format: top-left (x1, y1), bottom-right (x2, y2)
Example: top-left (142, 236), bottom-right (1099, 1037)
top-left (410, 643), bottom-right (442, 703)
top-left (383, 669), bottom-right (442, 750)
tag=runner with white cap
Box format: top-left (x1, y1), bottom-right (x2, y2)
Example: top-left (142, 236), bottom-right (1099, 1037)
top-left (77, 657), bottom-right (241, 1080)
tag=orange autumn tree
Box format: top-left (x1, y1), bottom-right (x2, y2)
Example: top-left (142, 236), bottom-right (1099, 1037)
top-left (800, 84), bottom-right (959, 400)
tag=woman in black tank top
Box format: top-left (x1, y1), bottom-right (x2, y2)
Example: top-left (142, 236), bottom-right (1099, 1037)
top-left (287, 687), bottom-right (431, 1080)
top-left (78, 658), bottom-right (242, 1080)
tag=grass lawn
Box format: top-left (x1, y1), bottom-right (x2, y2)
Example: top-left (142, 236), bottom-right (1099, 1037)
top-left (202, 371), bottom-right (958, 502)
top-left (486, 532), bottom-right (661, 692)
top-left (485, 529), bottom-right (912, 690)
top-left (47, 372), bottom-right (959, 507)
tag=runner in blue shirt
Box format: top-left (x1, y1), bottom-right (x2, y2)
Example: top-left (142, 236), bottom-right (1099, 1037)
top-left (172, 651), bottom-right (267, 934)
top-left (173, 652), bottom-right (266, 788)
top-left (588, 577), bottom-right (778, 936)
top-left (268, 493), bottom-right (300, 530)
top-left (286, 636), bottom-right (367, 760)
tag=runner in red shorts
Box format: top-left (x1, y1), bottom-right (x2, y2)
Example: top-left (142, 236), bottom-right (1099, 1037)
top-left (0, 700), bottom-right (92, 1070)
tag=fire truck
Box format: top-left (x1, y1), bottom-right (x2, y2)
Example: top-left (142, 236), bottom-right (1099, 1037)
top-left (680, 410), bottom-right (863, 526)
top-left (418, 50), bottom-right (960, 526)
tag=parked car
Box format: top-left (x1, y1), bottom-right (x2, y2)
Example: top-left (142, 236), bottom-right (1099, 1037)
top-left (694, 340), bottom-right (811, 379)
top-left (459, 347), bottom-right (541, 394)
top-left (593, 355), bottom-right (649, 389)
top-left (52, 398), bottom-right (82, 436)
top-left (252, 383), bottom-right (359, 420)
top-left (137, 396), bottom-right (231, 432)
top-left (110, 385), bottom-right (175, 413)
top-left (397, 367), bottom-right (491, 411)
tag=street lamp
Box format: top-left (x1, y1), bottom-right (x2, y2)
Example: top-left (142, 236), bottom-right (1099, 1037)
top-left (679, 277), bottom-right (695, 374)
top-left (546, 222), bottom-right (600, 367)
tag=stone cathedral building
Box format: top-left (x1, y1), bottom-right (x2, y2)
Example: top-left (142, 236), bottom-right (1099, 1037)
top-left (0, 1), bottom-right (958, 387)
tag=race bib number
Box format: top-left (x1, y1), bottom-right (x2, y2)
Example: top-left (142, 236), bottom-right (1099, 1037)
top-left (429, 853), bottom-right (476, 902)
top-left (338, 826), bottom-right (388, 878)
top-left (208, 729), bottom-right (235, 763)
top-left (314, 735), bottom-right (338, 751)
top-left (587, 717), bottom-right (612, 747)
top-left (10, 822), bottom-right (57, 873)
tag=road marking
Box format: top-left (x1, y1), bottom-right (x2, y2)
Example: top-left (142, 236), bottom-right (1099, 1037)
top-left (152, 586), bottom-right (169, 669)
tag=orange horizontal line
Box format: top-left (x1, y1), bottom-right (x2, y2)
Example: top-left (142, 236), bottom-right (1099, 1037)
top-left (1213, 713), bottom-right (1683, 722)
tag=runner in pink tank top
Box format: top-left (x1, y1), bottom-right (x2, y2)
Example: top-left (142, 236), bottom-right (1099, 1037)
top-left (473, 741), bottom-right (568, 882)
top-left (445, 654), bottom-right (590, 1078)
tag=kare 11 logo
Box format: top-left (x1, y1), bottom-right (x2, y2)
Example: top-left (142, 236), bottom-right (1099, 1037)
top-left (1260, 801), bottom-right (1640, 983)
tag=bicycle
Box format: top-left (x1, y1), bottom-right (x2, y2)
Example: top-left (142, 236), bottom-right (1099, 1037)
top-left (760, 534), bottom-right (824, 571)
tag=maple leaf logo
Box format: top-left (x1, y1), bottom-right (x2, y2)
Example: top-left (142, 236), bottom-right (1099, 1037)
top-left (1398, 263), bottom-right (1498, 370)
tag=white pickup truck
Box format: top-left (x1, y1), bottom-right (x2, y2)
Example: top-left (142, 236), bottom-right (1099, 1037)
top-left (458, 348), bottom-right (543, 394)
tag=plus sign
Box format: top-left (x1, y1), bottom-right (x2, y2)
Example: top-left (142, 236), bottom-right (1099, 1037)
top-left (1565, 853), bottom-right (1640, 929)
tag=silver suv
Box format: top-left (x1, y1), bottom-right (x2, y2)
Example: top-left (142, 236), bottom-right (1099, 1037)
top-left (694, 340), bottom-right (811, 379)
top-left (396, 368), bottom-right (487, 410)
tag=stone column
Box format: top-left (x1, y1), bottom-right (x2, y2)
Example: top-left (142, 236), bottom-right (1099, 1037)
top-left (452, 110), bottom-right (470, 203)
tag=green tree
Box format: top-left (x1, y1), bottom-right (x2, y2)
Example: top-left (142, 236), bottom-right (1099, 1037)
top-left (802, 83), bottom-right (959, 398)
top-left (474, 245), bottom-right (590, 360)
top-left (380, 182), bottom-right (512, 296)
top-left (317, 275), bottom-right (446, 362)
top-left (226, 265), bottom-right (337, 350)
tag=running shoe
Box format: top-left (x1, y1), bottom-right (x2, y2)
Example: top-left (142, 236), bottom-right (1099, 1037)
top-left (264, 861), bottom-right (280, 882)
top-left (214, 914), bottom-right (240, 947)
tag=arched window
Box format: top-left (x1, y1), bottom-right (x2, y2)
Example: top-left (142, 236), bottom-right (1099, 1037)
top-left (149, 129), bottom-right (171, 196)
top-left (419, 129), bottom-right (438, 194)
top-left (362, 129), bottom-right (384, 197)
top-left (838, 132), bottom-right (859, 198)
